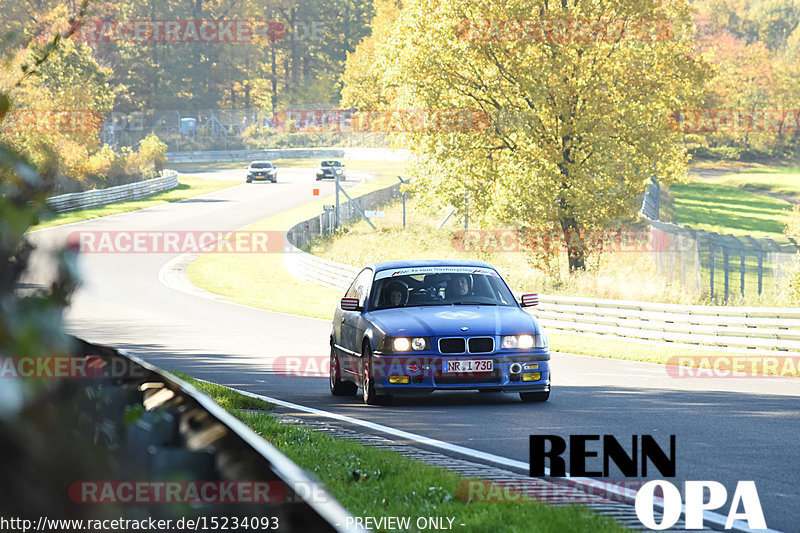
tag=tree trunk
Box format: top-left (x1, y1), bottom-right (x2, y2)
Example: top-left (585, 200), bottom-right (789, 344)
top-left (560, 215), bottom-right (586, 272)
top-left (558, 143), bottom-right (585, 272)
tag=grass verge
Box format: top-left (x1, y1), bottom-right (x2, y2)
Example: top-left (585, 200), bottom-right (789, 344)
top-left (32, 174), bottom-right (238, 230)
top-left (175, 373), bottom-right (628, 533)
top-left (669, 181), bottom-right (793, 237)
top-left (688, 163), bottom-right (800, 201)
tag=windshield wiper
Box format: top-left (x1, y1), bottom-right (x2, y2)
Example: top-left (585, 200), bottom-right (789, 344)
top-left (452, 301), bottom-right (497, 306)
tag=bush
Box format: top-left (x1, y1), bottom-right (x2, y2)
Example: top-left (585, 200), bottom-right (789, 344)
top-left (135, 133), bottom-right (167, 175)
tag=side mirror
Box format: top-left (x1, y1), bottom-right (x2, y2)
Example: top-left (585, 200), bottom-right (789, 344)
top-left (520, 293), bottom-right (539, 307)
top-left (340, 297), bottom-right (360, 311)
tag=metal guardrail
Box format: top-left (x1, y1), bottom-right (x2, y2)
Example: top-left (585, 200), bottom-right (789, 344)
top-left (283, 183), bottom-right (799, 355)
top-left (534, 295), bottom-right (800, 353)
top-left (285, 245), bottom-right (360, 292)
top-left (71, 338), bottom-right (361, 532)
top-left (166, 148), bottom-right (410, 163)
top-left (46, 171), bottom-right (179, 212)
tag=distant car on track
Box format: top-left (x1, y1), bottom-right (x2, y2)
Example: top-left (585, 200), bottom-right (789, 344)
top-left (246, 161), bottom-right (277, 183)
top-left (330, 260), bottom-right (550, 405)
top-left (316, 160), bottom-right (345, 181)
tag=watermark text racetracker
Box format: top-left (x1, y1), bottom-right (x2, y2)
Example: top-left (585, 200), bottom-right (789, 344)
top-left (0, 355), bottom-right (144, 380)
top-left (457, 479), bottom-right (646, 504)
top-left (672, 109), bottom-right (800, 133)
top-left (666, 355), bottom-right (800, 378)
top-left (70, 481), bottom-right (288, 504)
top-left (67, 230), bottom-right (289, 254)
top-left (451, 228), bottom-right (671, 254)
top-left (0, 109), bottom-right (103, 133)
top-left (456, 18), bottom-right (676, 43)
top-left (71, 20), bottom-right (286, 43)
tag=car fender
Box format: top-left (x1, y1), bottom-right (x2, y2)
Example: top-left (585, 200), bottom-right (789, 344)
top-left (359, 319), bottom-right (387, 355)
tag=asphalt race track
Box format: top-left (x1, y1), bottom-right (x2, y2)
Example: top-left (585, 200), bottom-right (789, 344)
top-left (30, 166), bottom-right (800, 532)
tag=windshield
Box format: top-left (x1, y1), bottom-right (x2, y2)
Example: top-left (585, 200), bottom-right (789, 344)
top-left (320, 160), bottom-right (342, 167)
top-left (250, 162), bottom-right (273, 168)
top-left (369, 269), bottom-right (516, 309)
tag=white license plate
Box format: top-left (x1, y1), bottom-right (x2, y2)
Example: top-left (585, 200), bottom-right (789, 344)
top-left (444, 359), bottom-right (493, 373)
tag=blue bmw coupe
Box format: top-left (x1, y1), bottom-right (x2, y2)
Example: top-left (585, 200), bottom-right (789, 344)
top-left (330, 260), bottom-right (550, 405)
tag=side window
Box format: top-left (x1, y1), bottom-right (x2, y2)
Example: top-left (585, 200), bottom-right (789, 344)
top-left (346, 269), bottom-right (373, 306)
top-left (345, 278), bottom-right (358, 298)
top-left (353, 269), bottom-right (373, 307)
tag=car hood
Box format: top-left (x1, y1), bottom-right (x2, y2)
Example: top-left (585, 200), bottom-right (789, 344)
top-left (366, 305), bottom-right (541, 337)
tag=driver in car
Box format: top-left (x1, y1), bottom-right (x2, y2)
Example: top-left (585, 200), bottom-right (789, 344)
top-left (385, 281), bottom-right (408, 307)
top-left (447, 274), bottom-right (470, 299)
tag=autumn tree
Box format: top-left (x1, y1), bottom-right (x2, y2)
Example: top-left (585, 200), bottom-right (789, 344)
top-left (343, 0), bottom-right (711, 271)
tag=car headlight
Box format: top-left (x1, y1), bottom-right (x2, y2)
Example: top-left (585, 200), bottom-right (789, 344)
top-left (502, 334), bottom-right (546, 349)
top-left (393, 337), bottom-right (427, 351)
top-left (335, 169), bottom-right (343, 173)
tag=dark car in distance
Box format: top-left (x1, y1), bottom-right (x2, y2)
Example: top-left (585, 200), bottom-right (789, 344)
top-left (330, 260), bottom-right (550, 405)
top-left (316, 160), bottom-right (346, 181)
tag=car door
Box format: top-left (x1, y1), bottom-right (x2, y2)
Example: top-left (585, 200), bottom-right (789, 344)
top-left (339, 268), bottom-right (373, 379)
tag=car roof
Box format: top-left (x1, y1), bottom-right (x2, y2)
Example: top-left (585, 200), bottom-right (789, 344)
top-left (249, 160), bottom-right (273, 164)
top-left (368, 259), bottom-right (496, 273)
top-left (320, 160), bottom-right (341, 164)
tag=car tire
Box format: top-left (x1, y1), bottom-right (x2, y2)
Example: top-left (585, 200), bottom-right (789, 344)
top-left (519, 391), bottom-right (549, 403)
top-left (246, 178), bottom-right (252, 183)
top-left (362, 343), bottom-right (391, 405)
top-left (330, 347), bottom-right (357, 396)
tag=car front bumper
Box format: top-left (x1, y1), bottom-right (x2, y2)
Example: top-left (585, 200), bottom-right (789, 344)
top-left (248, 173), bottom-right (275, 180)
top-left (368, 352), bottom-right (550, 394)
top-left (316, 171), bottom-right (343, 179)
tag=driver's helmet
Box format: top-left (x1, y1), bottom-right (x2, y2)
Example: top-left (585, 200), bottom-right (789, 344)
top-left (384, 280), bottom-right (409, 306)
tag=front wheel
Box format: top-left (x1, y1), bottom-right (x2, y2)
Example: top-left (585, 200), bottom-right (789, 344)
top-left (330, 348), bottom-right (357, 396)
top-left (520, 391), bottom-right (549, 403)
top-left (362, 344), bottom-right (391, 405)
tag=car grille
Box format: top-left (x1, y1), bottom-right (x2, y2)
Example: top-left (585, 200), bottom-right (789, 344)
top-left (468, 337), bottom-right (494, 354)
top-left (439, 338), bottom-right (466, 354)
top-left (438, 337), bottom-right (495, 354)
